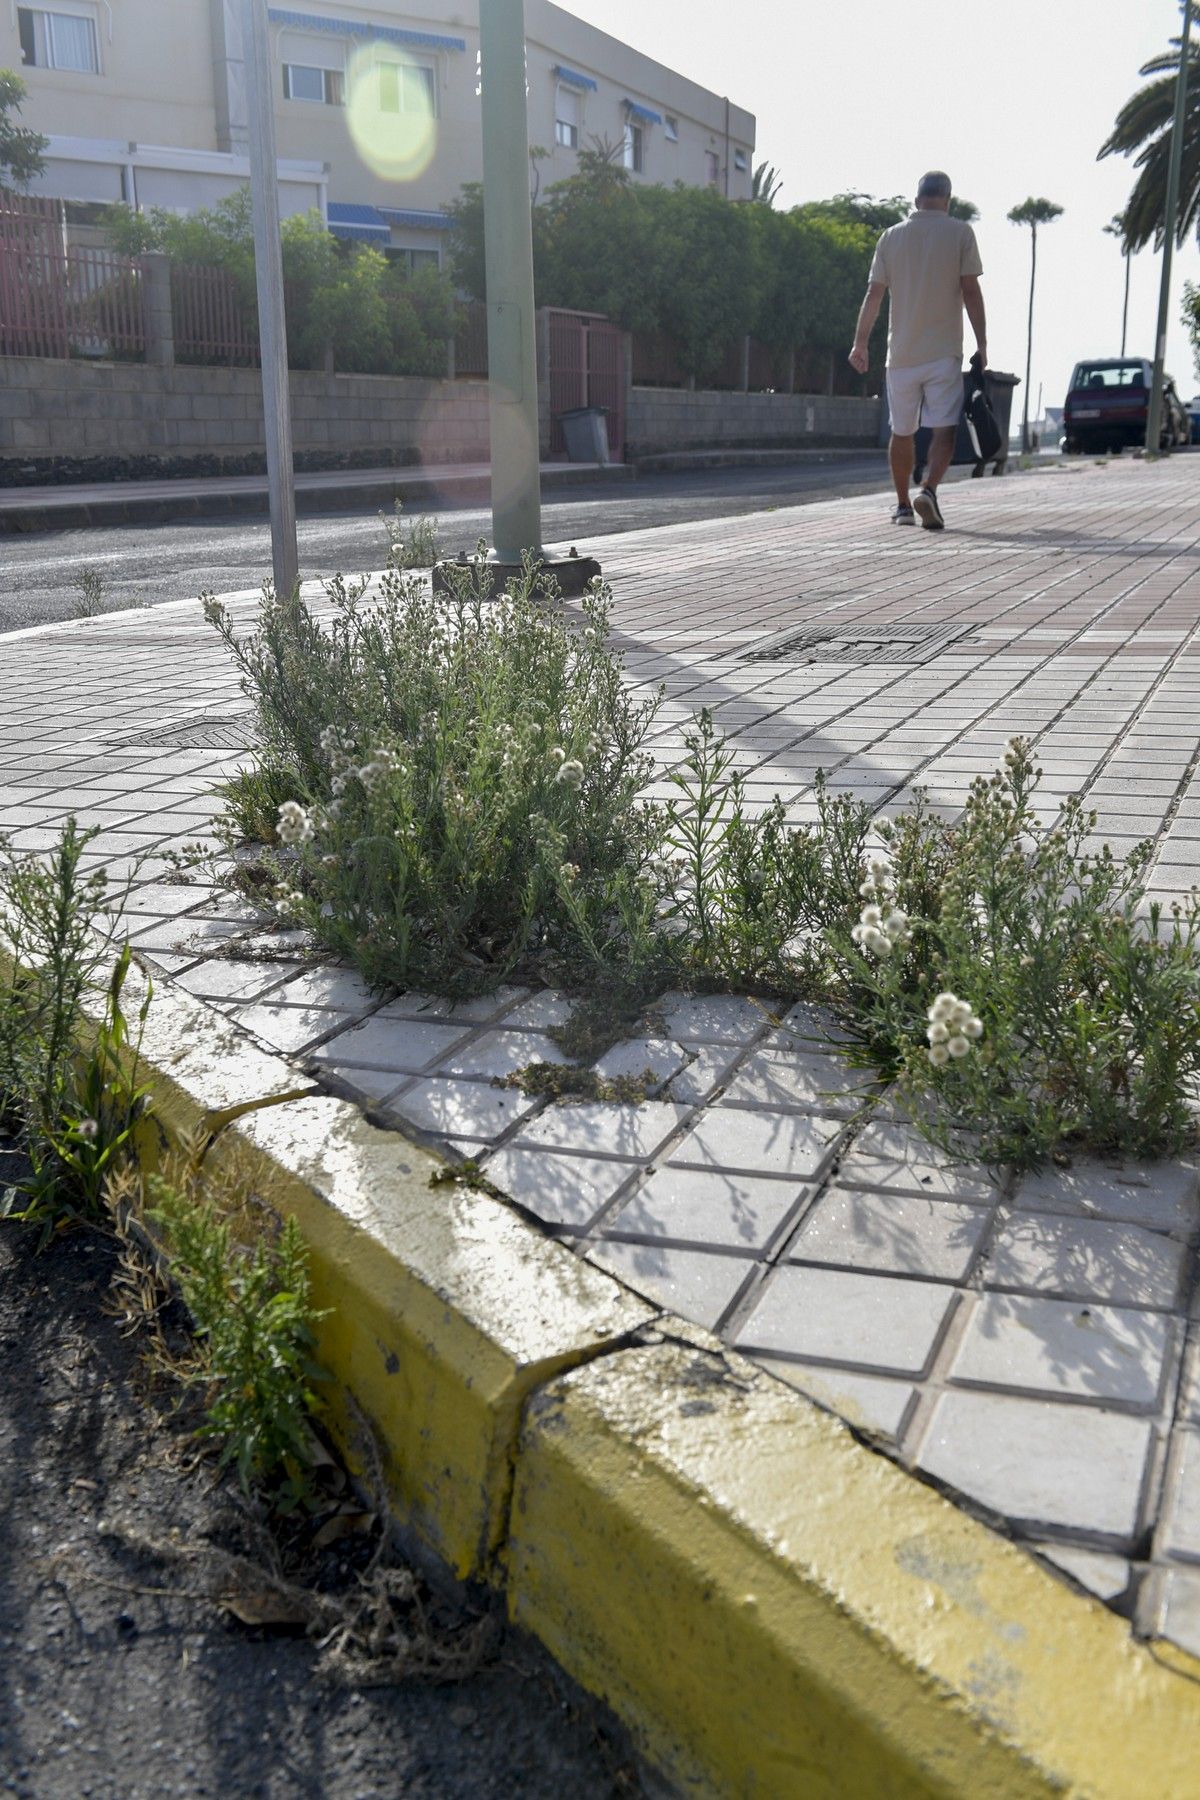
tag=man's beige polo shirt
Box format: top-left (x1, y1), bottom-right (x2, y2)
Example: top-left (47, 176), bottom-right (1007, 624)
top-left (868, 212), bottom-right (983, 368)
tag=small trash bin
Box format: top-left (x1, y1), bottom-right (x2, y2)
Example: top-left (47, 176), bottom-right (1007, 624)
top-left (559, 405), bottom-right (610, 464)
top-left (912, 368), bottom-right (1020, 480)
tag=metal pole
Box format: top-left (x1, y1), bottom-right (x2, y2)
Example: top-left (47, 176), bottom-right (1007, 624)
top-left (479, 0), bottom-right (542, 563)
top-left (242, 0), bottom-right (298, 596)
top-left (1121, 249), bottom-right (1131, 358)
top-left (1147, 0), bottom-right (1193, 454)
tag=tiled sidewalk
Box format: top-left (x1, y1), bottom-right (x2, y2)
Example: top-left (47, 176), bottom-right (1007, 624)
top-left (4, 455), bottom-right (1200, 1660)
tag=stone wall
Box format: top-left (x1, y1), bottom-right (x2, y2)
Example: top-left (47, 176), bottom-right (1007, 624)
top-left (626, 387), bottom-right (882, 455)
top-left (0, 357), bottom-right (494, 475)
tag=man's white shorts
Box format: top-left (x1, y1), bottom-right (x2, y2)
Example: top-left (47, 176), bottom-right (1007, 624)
top-left (886, 357), bottom-right (962, 436)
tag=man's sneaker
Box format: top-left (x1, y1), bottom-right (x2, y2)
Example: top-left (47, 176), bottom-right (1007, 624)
top-left (913, 485), bottom-right (945, 531)
top-left (892, 503), bottom-right (915, 525)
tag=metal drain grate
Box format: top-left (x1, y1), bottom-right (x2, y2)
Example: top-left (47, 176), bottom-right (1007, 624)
top-left (743, 622), bottom-right (975, 665)
top-left (111, 712), bottom-right (259, 750)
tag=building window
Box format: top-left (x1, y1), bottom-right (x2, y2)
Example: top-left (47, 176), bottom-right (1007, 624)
top-left (555, 84), bottom-right (579, 149)
top-left (17, 4), bottom-right (99, 73)
top-left (622, 121), bottom-right (644, 174)
top-left (385, 246), bottom-right (441, 275)
top-left (281, 31), bottom-right (345, 105)
top-left (379, 59), bottom-right (435, 116)
top-left (734, 148), bottom-right (748, 172)
top-left (664, 115), bottom-right (679, 142)
top-left (705, 150), bottom-right (719, 186)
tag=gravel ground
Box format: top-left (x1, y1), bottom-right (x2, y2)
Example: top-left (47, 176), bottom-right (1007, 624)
top-left (0, 1142), bottom-right (646, 1800)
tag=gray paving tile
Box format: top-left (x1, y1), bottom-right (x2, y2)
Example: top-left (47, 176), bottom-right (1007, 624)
top-left (984, 1213), bottom-right (1186, 1308)
top-left (657, 992), bottom-right (769, 1045)
top-left (514, 1100), bottom-right (690, 1161)
top-left (1034, 1544), bottom-right (1133, 1604)
top-left (836, 1121), bottom-right (1001, 1201)
top-left (1011, 1160), bottom-right (1200, 1237)
top-left (173, 959), bottom-right (302, 1002)
top-left (917, 1390), bottom-right (1153, 1544)
top-left (381, 1076), bottom-right (538, 1145)
top-left (720, 1048), bottom-right (879, 1117)
top-left (735, 1265), bottom-right (955, 1376)
top-left (267, 964), bottom-right (383, 1013)
top-left (601, 1167), bottom-right (804, 1253)
top-left (757, 1358), bottom-right (915, 1440)
top-left (1162, 1428), bottom-right (1200, 1561)
top-left (437, 1030), bottom-right (571, 1079)
top-left (308, 1015), bottom-right (469, 1073)
top-left (1157, 1566), bottom-right (1200, 1661)
top-left (668, 1108), bottom-right (841, 1180)
top-left (788, 1187), bottom-right (992, 1281)
top-left (318, 1064), bottom-right (410, 1107)
top-left (233, 1003), bottom-right (348, 1054)
top-left (483, 1146), bottom-right (639, 1231)
top-left (593, 1036), bottom-right (689, 1087)
top-left (666, 1044), bottom-right (743, 1105)
top-left (586, 1239), bottom-right (755, 1330)
top-left (500, 991), bottom-right (578, 1030)
top-left (950, 1293), bottom-right (1172, 1409)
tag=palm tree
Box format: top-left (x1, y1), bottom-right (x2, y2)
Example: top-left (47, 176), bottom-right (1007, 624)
top-left (1098, 36), bottom-right (1200, 250)
top-left (1103, 214), bottom-right (1133, 354)
top-left (1008, 197), bottom-right (1064, 453)
top-left (751, 161), bottom-right (783, 207)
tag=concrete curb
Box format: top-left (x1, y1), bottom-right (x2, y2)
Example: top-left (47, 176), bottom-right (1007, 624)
top-left (0, 461), bottom-right (633, 534)
top-left (48, 952), bottom-right (1200, 1794)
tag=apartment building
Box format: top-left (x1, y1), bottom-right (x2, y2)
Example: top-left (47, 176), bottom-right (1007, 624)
top-left (5, 1), bottom-right (755, 268)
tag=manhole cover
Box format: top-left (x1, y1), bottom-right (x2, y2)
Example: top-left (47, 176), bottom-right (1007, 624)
top-left (743, 622), bottom-right (973, 665)
top-left (111, 712), bottom-right (259, 750)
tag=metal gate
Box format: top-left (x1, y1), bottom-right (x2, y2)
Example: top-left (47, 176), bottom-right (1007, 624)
top-left (546, 308), bottom-right (625, 460)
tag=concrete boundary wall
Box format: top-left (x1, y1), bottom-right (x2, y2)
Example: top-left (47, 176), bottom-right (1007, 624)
top-left (0, 358), bottom-right (494, 468)
top-left (627, 385), bottom-right (881, 454)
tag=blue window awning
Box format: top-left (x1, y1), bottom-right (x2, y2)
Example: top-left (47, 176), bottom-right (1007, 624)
top-left (327, 201), bottom-right (389, 242)
top-left (624, 100), bottom-right (662, 126)
top-left (268, 8), bottom-right (466, 53)
top-left (553, 64), bottom-right (597, 91)
top-left (378, 207), bottom-right (453, 232)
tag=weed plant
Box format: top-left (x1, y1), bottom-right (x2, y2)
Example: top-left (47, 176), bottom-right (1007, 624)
top-left (207, 558), bottom-right (666, 996)
top-left (145, 1156), bottom-right (327, 1509)
top-left (380, 501), bottom-right (440, 570)
top-left (0, 822), bottom-right (151, 1237)
top-left (208, 565), bottom-right (1200, 1167)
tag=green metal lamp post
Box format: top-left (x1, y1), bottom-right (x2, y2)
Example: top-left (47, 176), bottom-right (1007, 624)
top-left (434, 0), bottom-right (599, 595)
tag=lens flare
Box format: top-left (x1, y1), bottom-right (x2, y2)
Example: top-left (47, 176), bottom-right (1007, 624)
top-left (346, 43), bottom-right (438, 184)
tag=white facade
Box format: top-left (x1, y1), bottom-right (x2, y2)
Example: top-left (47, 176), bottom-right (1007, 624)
top-left (5, 1), bottom-right (756, 267)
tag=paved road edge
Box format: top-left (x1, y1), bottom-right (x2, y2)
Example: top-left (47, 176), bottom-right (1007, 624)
top-left (39, 950), bottom-right (1200, 1795)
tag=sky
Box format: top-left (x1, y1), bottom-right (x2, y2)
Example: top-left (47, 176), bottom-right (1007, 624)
top-left (564, 0), bottom-right (1197, 412)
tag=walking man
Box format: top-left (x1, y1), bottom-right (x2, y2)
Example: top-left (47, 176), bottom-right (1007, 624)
top-left (848, 171), bottom-right (987, 530)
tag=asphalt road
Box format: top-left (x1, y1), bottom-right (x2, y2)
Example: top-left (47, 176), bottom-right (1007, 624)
top-left (0, 455), bottom-right (892, 631)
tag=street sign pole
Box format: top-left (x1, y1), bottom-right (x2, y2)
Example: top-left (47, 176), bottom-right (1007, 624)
top-left (478, 0), bottom-right (542, 563)
top-left (1147, 0), bottom-right (1194, 456)
top-left (242, 0), bottom-right (298, 597)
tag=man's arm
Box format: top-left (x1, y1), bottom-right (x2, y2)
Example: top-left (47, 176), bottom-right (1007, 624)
top-left (961, 275), bottom-right (987, 367)
top-left (848, 280), bottom-right (886, 374)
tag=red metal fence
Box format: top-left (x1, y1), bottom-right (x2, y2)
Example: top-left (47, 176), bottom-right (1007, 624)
top-left (171, 261), bottom-right (258, 365)
top-left (631, 328), bottom-right (860, 397)
top-left (453, 299), bottom-right (488, 377)
top-left (0, 242), bottom-right (146, 360)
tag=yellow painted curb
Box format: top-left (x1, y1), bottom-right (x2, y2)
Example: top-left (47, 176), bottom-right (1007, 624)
top-left (20, 940), bottom-right (1200, 1791)
top-left (509, 1331), bottom-right (1200, 1798)
top-left (231, 1094), bottom-right (654, 1577)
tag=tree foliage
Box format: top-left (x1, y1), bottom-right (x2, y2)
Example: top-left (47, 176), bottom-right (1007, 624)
top-left (447, 160), bottom-right (907, 386)
top-left (1099, 38), bottom-right (1200, 250)
top-left (104, 188), bottom-right (456, 376)
top-left (0, 70), bottom-right (47, 188)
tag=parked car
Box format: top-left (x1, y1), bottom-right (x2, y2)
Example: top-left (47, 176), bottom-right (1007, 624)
top-left (1061, 358), bottom-right (1190, 453)
top-left (1188, 396), bottom-right (1200, 445)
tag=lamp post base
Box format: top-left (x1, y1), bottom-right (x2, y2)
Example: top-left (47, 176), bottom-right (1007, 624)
top-left (431, 547), bottom-right (602, 600)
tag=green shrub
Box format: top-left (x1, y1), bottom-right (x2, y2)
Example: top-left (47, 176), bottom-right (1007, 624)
top-left (205, 559), bottom-right (665, 995)
top-left (150, 1172), bottom-right (326, 1505)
